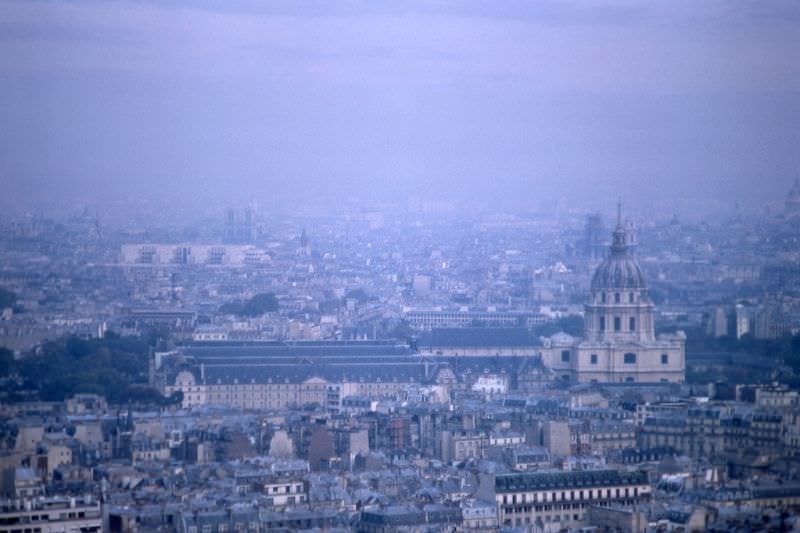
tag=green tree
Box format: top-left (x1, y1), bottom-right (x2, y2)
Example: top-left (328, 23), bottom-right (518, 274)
top-left (220, 293), bottom-right (279, 317)
top-left (345, 288), bottom-right (369, 303)
top-left (534, 315), bottom-right (584, 337)
top-left (0, 347), bottom-right (13, 378)
top-left (242, 292), bottom-right (279, 316)
top-left (10, 335), bottom-right (152, 405)
top-left (0, 288), bottom-right (16, 309)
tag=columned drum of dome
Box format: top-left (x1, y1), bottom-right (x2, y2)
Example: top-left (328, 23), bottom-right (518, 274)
top-left (542, 206), bottom-right (686, 384)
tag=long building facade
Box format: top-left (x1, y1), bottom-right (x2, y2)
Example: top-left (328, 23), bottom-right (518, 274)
top-left (156, 341), bottom-right (545, 410)
top-left (481, 469), bottom-right (651, 529)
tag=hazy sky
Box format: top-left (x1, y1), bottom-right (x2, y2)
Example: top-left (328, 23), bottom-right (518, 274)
top-left (1, 0), bottom-right (798, 217)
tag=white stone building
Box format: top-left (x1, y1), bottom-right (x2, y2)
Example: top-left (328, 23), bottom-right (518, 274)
top-left (543, 210), bottom-right (685, 383)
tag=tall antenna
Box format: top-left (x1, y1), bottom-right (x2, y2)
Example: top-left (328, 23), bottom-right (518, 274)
top-left (616, 198), bottom-right (622, 227)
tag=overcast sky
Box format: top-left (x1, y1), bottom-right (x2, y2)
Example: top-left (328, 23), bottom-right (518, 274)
top-left (1, 0), bottom-right (798, 218)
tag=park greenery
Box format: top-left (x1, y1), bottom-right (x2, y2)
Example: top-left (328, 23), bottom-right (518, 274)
top-left (0, 287), bottom-right (18, 310)
top-left (345, 288), bottom-right (370, 304)
top-left (1, 333), bottom-right (180, 407)
top-left (532, 315), bottom-right (585, 338)
top-left (681, 327), bottom-right (800, 386)
top-left (219, 292), bottom-right (279, 317)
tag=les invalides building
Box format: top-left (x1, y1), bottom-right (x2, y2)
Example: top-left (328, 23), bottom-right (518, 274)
top-left (544, 208), bottom-right (686, 383)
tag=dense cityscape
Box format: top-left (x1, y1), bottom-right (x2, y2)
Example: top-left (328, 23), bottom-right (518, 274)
top-left (1, 183), bottom-right (800, 532)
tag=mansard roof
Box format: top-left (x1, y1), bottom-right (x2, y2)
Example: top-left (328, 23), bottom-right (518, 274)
top-left (420, 328), bottom-right (540, 348)
top-left (494, 469), bottom-right (648, 493)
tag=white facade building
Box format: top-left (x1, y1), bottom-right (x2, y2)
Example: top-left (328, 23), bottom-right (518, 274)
top-left (543, 209), bottom-right (685, 383)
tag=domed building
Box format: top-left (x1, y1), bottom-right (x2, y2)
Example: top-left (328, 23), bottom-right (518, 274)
top-left (543, 208), bottom-right (685, 383)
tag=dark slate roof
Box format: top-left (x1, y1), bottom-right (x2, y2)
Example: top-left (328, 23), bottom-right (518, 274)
top-left (448, 356), bottom-right (540, 375)
top-left (643, 417), bottom-right (686, 428)
top-left (662, 510), bottom-right (691, 524)
top-left (752, 485), bottom-right (800, 499)
top-left (495, 470), bottom-right (648, 493)
top-left (359, 505), bottom-right (461, 526)
top-left (167, 343), bottom-right (542, 385)
top-left (202, 361), bottom-right (432, 385)
top-left (181, 341), bottom-right (413, 361)
top-left (421, 328), bottom-right (540, 349)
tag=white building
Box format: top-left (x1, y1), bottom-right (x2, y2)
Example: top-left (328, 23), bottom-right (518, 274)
top-left (482, 470), bottom-right (651, 530)
top-left (120, 244), bottom-right (270, 266)
top-left (543, 210), bottom-right (685, 384)
top-left (472, 374), bottom-right (509, 396)
top-left (0, 496), bottom-right (101, 533)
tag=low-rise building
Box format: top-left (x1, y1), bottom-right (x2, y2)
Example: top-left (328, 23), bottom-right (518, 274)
top-left (0, 496), bottom-right (101, 533)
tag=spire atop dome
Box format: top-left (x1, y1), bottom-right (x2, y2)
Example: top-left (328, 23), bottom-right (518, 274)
top-left (611, 199), bottom-right (628, 255)
top-left (590, 200), bottom-right (646, 290)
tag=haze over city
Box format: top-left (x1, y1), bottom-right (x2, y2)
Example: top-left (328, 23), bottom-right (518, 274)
top-left (1, 0), bottom-right (799, 219)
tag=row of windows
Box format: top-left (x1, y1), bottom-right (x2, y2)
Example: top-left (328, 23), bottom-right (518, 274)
top-left (266, 484), bottom-right (303, 494)
top-left (503, 498), bottom-right (644, 527)
top-left (502, 486), bottom-right (640, 504)
top-left (600, 292), bottom-right (636, 304)
top-left (599, 316), bottom-right (637, 332)
top-left (561, 352), bottom-right (670, 365)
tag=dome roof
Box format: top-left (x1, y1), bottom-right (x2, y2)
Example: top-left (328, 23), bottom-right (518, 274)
top-left (590, 210), bottom-right (647, 290)
top-left (591, 254), bottom-right (647, 290)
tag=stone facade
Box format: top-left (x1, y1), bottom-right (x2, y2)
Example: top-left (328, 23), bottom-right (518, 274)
top-left (544, 209), bottom-right (685, 383)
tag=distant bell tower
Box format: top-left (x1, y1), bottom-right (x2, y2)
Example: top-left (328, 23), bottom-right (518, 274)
top-left (786, 178), bottom-right (800, 218)
top-left (297, 228), bottom-right (311, 256)
top-left (583, 213), bottom-right (606, 260)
